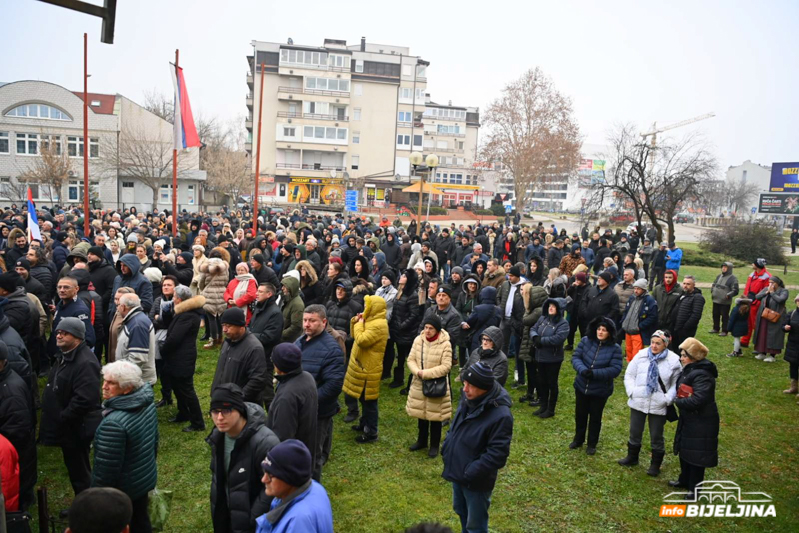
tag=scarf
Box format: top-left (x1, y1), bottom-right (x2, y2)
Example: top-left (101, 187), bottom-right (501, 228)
top-left (233, 273), bottom-right (255, 304)
top-left (646, 346), bottom-right (668, 396)
top-left (426, 331), bottom-right (440, 342)
top-left (664, 269), bottom-right (678, 292)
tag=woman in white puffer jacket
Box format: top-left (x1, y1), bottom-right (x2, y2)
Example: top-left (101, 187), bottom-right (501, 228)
top-left (618, 330), bottom-right (681, 477)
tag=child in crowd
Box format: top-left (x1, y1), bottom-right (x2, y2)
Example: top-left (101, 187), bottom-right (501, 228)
top-left (726, 298), bottom-right (751, 357)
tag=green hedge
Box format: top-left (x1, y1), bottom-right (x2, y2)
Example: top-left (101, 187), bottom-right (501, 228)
top-left (473, 209), bottom-right (494, 215)
top-left (406, 206), bottom-right (448, 216)
top-left (490, 203), bottom-right (507, 217)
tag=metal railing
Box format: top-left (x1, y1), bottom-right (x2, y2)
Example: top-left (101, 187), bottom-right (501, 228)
top-left (277, 112), bottom-right (302, 118)
top-left (305, 113), bottom-right (348, 121)
top-left (304, 88), bottom-right (350, 97)
top-left (275, 163), bottom-right (301, 169)
top-left (277, 86), bottom-right (303, 94)
top-left (302, 164), bottom-right (346, 171)
top-left (279, 62), bottom-right (351, 73)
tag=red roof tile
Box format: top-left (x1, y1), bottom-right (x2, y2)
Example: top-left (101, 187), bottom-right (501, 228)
top-left (72, 92), bottom-right (117, 115)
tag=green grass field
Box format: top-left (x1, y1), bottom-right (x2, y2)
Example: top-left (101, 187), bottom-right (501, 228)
top-left (32, 289), bottom-right (799, 531)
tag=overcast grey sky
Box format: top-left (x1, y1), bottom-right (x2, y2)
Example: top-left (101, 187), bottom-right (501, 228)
top-left (3, 0), bottom-right (797, 171)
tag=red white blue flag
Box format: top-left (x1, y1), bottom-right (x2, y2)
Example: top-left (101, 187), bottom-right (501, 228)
top-left (170, 64), bottom-right (201, 150)
top-left (27, 187), bottom-right (41, 241)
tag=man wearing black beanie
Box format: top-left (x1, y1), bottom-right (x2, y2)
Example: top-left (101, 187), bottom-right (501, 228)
top-left (210, 308), bottom-right (268, 404)
top-left (207, 383), bottom-right (280, 533)
top-left (266, 343), bottom-right (319, 470)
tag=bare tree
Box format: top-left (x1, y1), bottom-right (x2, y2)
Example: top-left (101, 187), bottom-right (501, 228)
top-left (143, 89), bottom-right (173, 123)
top-left (16, 134), bottom-right (72, 206)
top-left (98, 124), bottom-right (192, 211)
top-left (203, 118), bottom-right (251, 206)
top-left (481, 67), bottom-right (582, 211)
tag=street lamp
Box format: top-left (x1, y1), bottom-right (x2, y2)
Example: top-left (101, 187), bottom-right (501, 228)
top-left (425, 153), bottom-right (439, 222)
top-left (410, 151), bottom-right (424, 229)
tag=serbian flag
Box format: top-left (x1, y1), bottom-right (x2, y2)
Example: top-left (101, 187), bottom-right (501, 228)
top-left (170, 64), bottom-right (201, 150)
top-left (27, 187), bottom-right (41, 242)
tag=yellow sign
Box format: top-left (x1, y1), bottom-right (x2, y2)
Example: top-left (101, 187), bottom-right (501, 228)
top-left (436, 184), bottom-right (480, 191)
top-left (289, 177), bottom-right (344, 185)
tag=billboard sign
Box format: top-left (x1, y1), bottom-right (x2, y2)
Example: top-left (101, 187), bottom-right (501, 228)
top-left (768, 162), bottom-right (799, 192)
top-left (758, 192), bottom-right (799, 214)
top-left (578, 159), bottom-right (606, 188)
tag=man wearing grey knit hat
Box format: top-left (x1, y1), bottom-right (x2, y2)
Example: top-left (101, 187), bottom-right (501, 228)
top-left (441, 361), bottom-right (513, 533)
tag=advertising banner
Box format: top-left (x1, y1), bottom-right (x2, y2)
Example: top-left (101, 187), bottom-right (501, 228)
top-left (758, 192), bottom-right (799, 214)
top-left (578, 159), bottom-right (606, 188)
top-left (768, 162), bottom-right (799, 192)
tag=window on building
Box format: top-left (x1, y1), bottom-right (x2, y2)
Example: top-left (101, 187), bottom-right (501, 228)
top-left (5, 103), bottom-right (71, 121)
top-left (351, 155), bottom-right (359, 170)
top-left (441, 173), bottom-right (448, 183)
top-left (453, 173), bottom-right (463, 184)
top-left (41, 135), bottom-right (62, 155)
top-left (303, 126), bottom-right (348, 142)
top-left (397, 135), bottom-right (410, 146)
top-left (67, 136), bottom-right (99, 158)
top-left (353, 108), bottom-right (361, 121)
top-left (458, 141), bottom-right (464, 150)
top-left (355, 60), bottom-right (364, 73)
top-left (742, 170), bottom-right (748, 183)
top-left (0, 132), bottom-right (8, 154)
top-left (417, 65), bottom-right (426, 78)
top-left (280, 49), bottom-right (328, 66)
top-left (437, 124), bottom-right (461, 134)
top-left (68, 180), bottom-right (80, 201)
top-left (413, 135), bottom-right (422, 147)
top-left (187, 184), bottom-right (195, 205)
top-left (400, 88), bottom-right (412, 100)
top-left (283, 127), bottom-right (296, 137)
top-left (398, 111), bottom-right (411, 122)
top-left (330, 55), bottom-right (350, 69)
top-left (436, 140), bottom-right (448, 150)
top-left (354, 83), bottom-right (363, 96)
top-left (305, 77), bottom-right (349, 92)
top-left (0, 177), bottom-right (10, 198)
top-left (16, 133), bottom-right (38, 155)
top-left (160, 184), bottom-right (172, 203)
top-left (415, 88), bottom-right (424, 101)
top-left (352, 132), bottom-right (360, 144)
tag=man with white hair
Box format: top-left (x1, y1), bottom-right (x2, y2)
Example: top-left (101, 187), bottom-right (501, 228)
top-left (115, 294), bottom-right (156, 385)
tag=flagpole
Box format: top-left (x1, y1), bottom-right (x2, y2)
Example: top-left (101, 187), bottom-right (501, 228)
top-left (172, 49), bottom-right (179, 238)
top-left (83, 32), bottom-right (90, 237)
top-left (253, 61), bottom-right (265, 235)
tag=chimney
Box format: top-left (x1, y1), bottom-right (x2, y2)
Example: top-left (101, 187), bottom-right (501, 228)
top-left (360, 37), bottom-right (366, 51)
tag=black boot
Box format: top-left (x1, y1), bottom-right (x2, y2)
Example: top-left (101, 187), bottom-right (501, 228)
top-left (532, 402), bottom-right (548, 416)
top-left (647, 451), bottom-right (665, 477)
top-left (618, 443), bottom-right (641, 466)
top-left (199, 329), bottom-right (210, 341)
top-left (155, 397), bottom-right (172, 408)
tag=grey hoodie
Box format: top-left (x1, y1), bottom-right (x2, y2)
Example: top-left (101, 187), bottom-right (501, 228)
top-left (711, 262), bottom-right (739, 305)
top-left (461, 325), bottom-right (509, 386)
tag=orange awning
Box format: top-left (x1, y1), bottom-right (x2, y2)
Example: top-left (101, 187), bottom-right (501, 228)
top-left (401, 181), bottom-right (445, 195)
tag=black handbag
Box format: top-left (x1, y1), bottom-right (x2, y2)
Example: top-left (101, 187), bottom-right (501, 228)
top-left (420, 341), bottom-right (448, 398)
top-left (6, 511), bottom-right (33, 533)
top-left (658, 375), bottom-right (679, 423)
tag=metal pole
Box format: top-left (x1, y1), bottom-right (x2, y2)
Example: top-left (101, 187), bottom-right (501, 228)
top-left (172, 49), bottom-right (179, 237)
top-left (416, 166), bottom-right (423, 231)
top-left (253, 61), bottom-right (265, 234)
top-left (83, 33), bottom-right (90, 236)
top-left (425, 166), bottom-right (434, 222)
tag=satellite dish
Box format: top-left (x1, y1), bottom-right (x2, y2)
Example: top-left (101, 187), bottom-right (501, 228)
top-left (330, 169), bottom-right (337, 178)
top-left (395, 173), bottom-right (402, 181)
top-left (287, 38), bottom-right (294, 45)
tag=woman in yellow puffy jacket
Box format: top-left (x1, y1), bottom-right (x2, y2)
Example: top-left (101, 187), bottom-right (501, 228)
top-left (343, 295), bottom-right (388, 443)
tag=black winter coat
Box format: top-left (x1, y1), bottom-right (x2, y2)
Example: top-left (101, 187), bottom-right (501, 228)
top-left (464, 286), bottom-right (502, 352)
top-left (672, 288), bottom-right (706, 345)
top-left (0, 316), bottom-right (32, 390)
top-left (160, 295), bottom-right (205, 377)
top-left (88, 258), bottom-right (118, 316)
top-left (163, 261), bottom-right (194, 287)
top-left (673, 359), bottom-right (719, 468)
top-left (530, 299), bottom-right (570, 363)
top-left (390, 287), bottom-right (422, 346)
top-left (208, 403), bottom-right (280, 533)
top-left (498, 280), bottom-right (526, 334)
top-left (441, 382), bottom-right (513, 492)
top-left (39, 341), bottom-right (102, 447)
top-left (211, 333), bottom-right (268, 403)
top-left (295, 331), bottom-right (345, 419)
top-left (782, 308), bottom-right (799, 364)
top-left (249, 296), bottom-right (283, 362)
top-left (30, 264), bottom-right (55, 301)
top-left (326, 294), bottom-right (362, 338)
top-left (0, 363), bottom-right (37, 500)
top-left (266, 369), bottom-right (318, 463)
top-left (381, 236), bottom-right (402, 270)
top-left (580, 285), bottom-right (620, 327)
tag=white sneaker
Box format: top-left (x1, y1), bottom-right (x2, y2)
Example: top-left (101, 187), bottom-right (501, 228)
top-left (763, 356), bottom-right (776, 363)
top-left (754, 353), bottom-right (766, 360)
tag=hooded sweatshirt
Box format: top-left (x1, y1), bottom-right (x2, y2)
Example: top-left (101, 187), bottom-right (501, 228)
top-left (710, 262), bottom-right (739, 305)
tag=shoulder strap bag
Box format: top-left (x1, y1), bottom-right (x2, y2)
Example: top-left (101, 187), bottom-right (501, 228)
top-left (420, 339), bottom-right (448, 398)
top-left (658, 373), bottom-right (679, 422)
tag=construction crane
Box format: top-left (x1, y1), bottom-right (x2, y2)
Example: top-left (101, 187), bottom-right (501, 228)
top-left (640, 112), bottom-right (715, 173)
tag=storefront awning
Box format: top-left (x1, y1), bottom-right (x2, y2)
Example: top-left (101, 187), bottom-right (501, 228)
top-left (402, 181), bottom-right (446, 195)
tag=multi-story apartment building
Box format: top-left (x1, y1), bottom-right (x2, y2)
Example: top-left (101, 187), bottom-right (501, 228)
top-left (0, 80), bottom-right (205, 210)
top-left (246, 37), bottom-right (481, 208)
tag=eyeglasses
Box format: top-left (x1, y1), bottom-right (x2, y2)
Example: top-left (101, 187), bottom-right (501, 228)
top-left (55, 331), bottom-right (70, 337)
top-left (260, 469), bottom-right (273, 483)
top-left (209, 408), bottom-right (233, 417)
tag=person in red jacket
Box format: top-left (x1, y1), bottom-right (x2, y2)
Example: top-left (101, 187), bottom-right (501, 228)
top-left (741, 259), bottom-right (771, 348)
top-left (0, 433), bottom-right (20, 512)
top-left (223, 262), bottom-right (258, 324)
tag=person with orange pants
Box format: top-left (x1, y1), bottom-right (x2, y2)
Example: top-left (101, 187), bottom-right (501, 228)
top-left (741, 259), bottom-right (771, 348)
top-left (620, 279), bottom-right (659, 362)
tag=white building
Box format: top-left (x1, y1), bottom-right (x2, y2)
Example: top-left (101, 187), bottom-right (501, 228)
top-left (726, 160), bottom-right (772, 216)
top-left (0, 80), bottom-right (205, 211)
top-left (524, 142), bottom-right (608, 212)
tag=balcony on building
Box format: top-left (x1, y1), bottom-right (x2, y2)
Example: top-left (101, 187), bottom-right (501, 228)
top-left (277, 102), bottom-right (348, 122)
top-left (275, 149), bottom-right (346, 176)
top-left (246, 93), bottom-right (253, 110)
top-left (278, 48), bottom-right (353, 76)
top-left (246, 72), bottom-right (253, 89)
top-left (245, 118), bottom-right (253, 131)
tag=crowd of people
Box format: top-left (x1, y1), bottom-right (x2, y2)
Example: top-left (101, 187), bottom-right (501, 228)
top-left (0, 203), bottom-right (790, 532)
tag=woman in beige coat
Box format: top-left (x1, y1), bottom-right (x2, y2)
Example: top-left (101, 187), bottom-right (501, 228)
top-left (189, 244), bottom-right (207, 296)
top-left (406, 314), bottom-right (452, 458)
top-left (198, 247), bottom-right (230, 349)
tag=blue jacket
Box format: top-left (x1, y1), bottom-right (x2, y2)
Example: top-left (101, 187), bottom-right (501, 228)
top-left (620, 293), bottom-right (658, 341)
top-left (530, 298), bottom-right (570, 363)
top-left (580, 246), bottom-right (595, 269)
top-left (665, 247), bottom-right (683, 271)
top-left (255, 481), bottom-right (334, 533)
top-left (52, 240), bottom-right (69, 273)
top-left (465, 286), bottom-right (502, 352)
top-left (49, 297), bottom-right (96, 355)
top-left (461, 252), bottom-right (489, 271)
top-left (727, 302), bottom-right (750, 337)
top-left (295, 331), bottom-right (345, 419)
top-left (108, 254), bottom-right (154, 317)
top-left (441, 381), bottom-right (513, 493)
top-left (525, 243), bottom-right (545, 262)
top-left (572, 317), bottom-right (624, 398)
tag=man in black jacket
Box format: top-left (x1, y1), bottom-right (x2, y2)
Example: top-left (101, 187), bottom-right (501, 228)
top-left (211, 308), bottom-right (268, 404)
top-left (87, 247), bottom-right (118, 315)
top-left (249, 254), bottom-right (279, 288)
top-left (671, 276), bottom-right (706, 348)
top-left (266, 343), bottom-right (319, 469)
top-left (434, 228), bottom-right (456, 280)
top-left (649, 243), bottom-right (668, 290)
top-left (295, 305), bottom-right (345, 482)
top-left (0, 272), bottom-right (33, 345)
top-left (249, 283), bottom-right (284, 410)
top-left (207, 384), bottom-right (280, 533)
top-left (161, 285), bottom-right (206, 432)
top-left (39, 317), bottom-right (101, 495)
top-left (580, 272), bottom-right (621, 331)
top-left (0, 340), bottom-right (36, 510)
